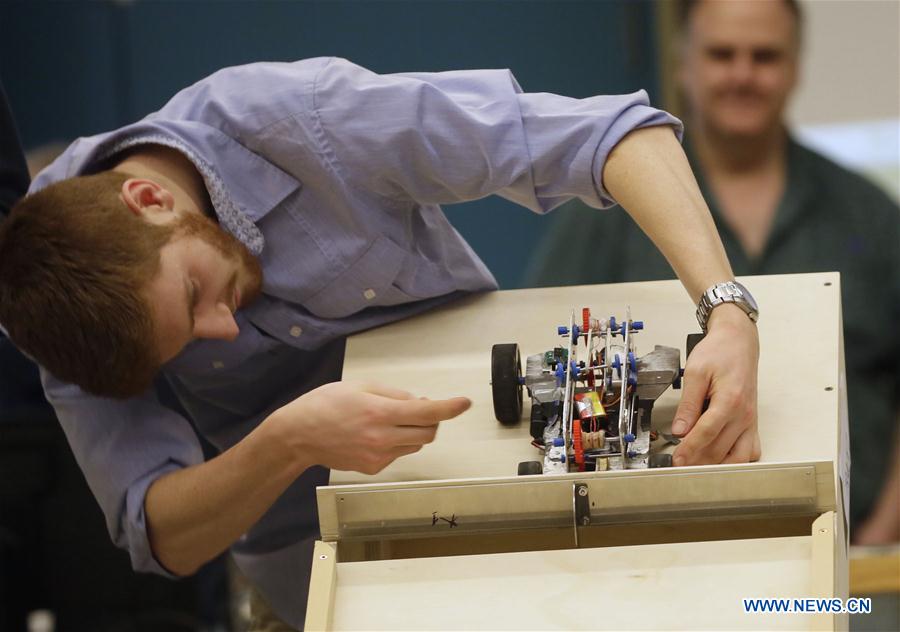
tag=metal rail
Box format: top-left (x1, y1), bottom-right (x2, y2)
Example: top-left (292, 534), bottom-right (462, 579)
top-left (318, 461), bottom-right (835, 542)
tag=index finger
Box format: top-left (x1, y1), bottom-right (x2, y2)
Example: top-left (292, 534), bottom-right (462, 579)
top-left (673, 398), bottom-right (730, 465)
top-left (361, 382), bottom-right (417, 400)
top-left (386, 396), bottom-right (472, 426)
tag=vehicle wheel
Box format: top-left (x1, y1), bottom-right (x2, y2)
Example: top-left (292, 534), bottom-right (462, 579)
top-left (492, 343), bottom-right (523, 425)
top-left (649, 453), bottom-right (673, 468)
top-left (517, 461), bottom-right (543, 476)
top-left (686, 333), bottom-right (705, 359)
top-left (684, 333), bottom-right (710, 412)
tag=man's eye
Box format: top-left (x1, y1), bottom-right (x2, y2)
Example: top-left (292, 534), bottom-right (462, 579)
top-left (707, 47), bottom-right (734, 62)
top-left (753, 49), bottom-right (781, 64)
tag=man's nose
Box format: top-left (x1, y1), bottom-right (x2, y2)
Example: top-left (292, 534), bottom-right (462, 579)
top-left (192, 302), bottom-right (240, 341)
top-left (730, 54), bottom-right (755, 83)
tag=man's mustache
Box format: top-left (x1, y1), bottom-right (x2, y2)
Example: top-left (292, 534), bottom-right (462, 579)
top-left (713, 87), bottom-right (767, 101)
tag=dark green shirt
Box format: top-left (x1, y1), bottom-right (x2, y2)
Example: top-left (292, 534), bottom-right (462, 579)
top-left (527, 137), bottom-right (900, 529)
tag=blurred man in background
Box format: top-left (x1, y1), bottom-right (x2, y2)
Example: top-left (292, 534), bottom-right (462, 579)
top-left (528, 0), bottom-right (899, 543)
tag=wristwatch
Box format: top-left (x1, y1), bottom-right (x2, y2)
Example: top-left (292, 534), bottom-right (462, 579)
top-left (696, 280), bottom-right (759, 332)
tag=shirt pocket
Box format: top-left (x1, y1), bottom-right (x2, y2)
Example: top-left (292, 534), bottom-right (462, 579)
top-left (391, 253), bottom-right (457, 299)
top-left (164, 314), bottom-right (268, 377)
top-left (302, 234), bottom-right (411, 319)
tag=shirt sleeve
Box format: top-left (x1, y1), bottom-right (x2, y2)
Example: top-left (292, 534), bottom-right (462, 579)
top-left (311, 57), bottom-right (683, 212)
top-left (41, 370), bottom-right (205, 576)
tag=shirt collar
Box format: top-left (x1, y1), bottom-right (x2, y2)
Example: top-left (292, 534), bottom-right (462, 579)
top-left (31, 118), bottom-right (301, 255)
top-left (684, 134), bottom-right (816, 267)
top-left (767, 135), bottom-right (816, 240)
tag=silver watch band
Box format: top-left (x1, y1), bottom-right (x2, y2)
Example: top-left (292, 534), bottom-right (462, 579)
top-left (696, 281), bottom-right (759, 332)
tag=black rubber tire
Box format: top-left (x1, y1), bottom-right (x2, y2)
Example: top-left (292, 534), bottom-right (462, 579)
top-left (517, 460), bottom-right (543, 476)
top-left (684, 333), bottom-right (710, 413)
top-left (649, 453), bottom-right (673, 468)
top-left (686, 333), bottom-right (705, 359)
top-left (492, 343), bottom-right (523, 425)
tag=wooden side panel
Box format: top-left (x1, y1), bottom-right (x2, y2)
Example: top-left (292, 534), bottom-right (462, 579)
top-left (304, 541), bottom-right (337, 632)
top-left (331, 535), bottom-right (820, 630)
top-left (811, 511), bottom-right (838, 631)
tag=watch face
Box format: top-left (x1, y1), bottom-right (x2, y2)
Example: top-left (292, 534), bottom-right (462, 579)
top-left (698, 281), bottom-right (760, 331)
top-left (733, 281), bottom-right (759, 315)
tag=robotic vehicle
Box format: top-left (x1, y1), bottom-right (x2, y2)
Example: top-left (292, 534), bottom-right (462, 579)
top-left (491, 307), bottom-right (702, 476)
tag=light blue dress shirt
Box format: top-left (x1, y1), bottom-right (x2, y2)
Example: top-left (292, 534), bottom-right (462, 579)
top-left (28, 57), bottom-right (680, 627)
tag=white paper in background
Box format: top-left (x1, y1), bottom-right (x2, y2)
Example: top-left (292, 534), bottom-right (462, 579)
top-left (794, 118), bottom-right (900, 203)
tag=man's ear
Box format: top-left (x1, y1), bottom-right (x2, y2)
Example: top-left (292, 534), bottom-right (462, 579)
top-left (119, 178), bottom-right (176, 218)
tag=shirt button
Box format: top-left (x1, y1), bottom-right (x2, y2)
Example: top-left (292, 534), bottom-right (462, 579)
top-left (289, 325), bottom-right (303, 338)
top-left (212, 360), bottom-right (225, 369)
top-left (363, 288), bottom-right (376, 300)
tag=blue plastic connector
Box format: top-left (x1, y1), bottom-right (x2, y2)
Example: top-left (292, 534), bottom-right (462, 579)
top-left (553, 436), bottom-right (565, 447)
top-left (518, 376), bottom-right (526, 385)
top-left (570, 360), bottom-right (580, 377)
top-left (609, 316), bottom-right (618, 331)
top-left (632, 321), bottom-right (644, 330)
top-left (628, 352), bottom-right (636, 372)
top-left (627, 451), bottom-right (638, 459)
top-left (558, 326), bottom-right (569, 336)
top-left (624, 433), bottom-right (636, 443)
top-left (572, 324), bottom-right (580, 342)
top-left (611, 354), bottom-right (622, 378)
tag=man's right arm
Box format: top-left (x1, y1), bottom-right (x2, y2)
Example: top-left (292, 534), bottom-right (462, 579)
top-left (45, 369), bottom-right (469, 578)
top-left (144, 382), bottom-right (469, 576)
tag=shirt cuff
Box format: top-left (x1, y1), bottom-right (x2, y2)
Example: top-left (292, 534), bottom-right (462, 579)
top-left (120, 459), bottom-right (188, 577)
top-left (591, 93), bottom-right (683, 206)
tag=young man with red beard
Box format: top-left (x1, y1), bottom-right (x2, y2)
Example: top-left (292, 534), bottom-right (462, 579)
top-left (0, 57), bottom-right (760, 629)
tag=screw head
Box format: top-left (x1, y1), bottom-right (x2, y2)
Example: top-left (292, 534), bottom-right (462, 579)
top-left (578, 486), bottom-right (588, 497)
top-left (319, 554), bottom-right (328, 560)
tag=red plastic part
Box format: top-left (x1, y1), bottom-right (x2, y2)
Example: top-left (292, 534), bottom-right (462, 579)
top-left (573, 420), bottom-right (585, 470)
top-left (582, 307), bottom-right (591, 333)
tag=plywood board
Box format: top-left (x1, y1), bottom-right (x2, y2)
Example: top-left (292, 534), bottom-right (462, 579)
top-left (333, 273), bottom-right (844, 485)
top-left (305, 541), bottom-right (337, 632)
top-left (330, 535), bottom-right (823, 631)
top-left (316, 273), bottom-right (848, 631)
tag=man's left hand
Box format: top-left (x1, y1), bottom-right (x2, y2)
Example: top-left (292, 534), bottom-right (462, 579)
top-left (671, 304), bottom-right (761, 465)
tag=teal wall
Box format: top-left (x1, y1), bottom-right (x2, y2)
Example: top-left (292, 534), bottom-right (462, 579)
top-left (0, 0), bottom-right (661, 288)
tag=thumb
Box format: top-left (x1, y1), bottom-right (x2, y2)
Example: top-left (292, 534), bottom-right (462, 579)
top-left (672, 367), bottom-right (709, 437)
